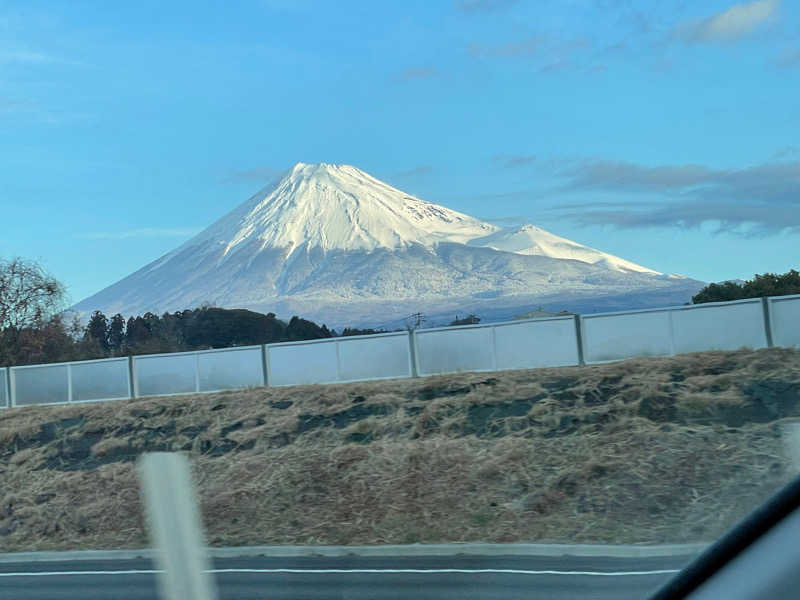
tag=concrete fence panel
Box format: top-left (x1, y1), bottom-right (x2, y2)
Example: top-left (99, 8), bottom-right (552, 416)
top-left (12, 364), bottom-right (70, 406)
top-left (494, 317), bottom-right (579, 370)
top-left (71, 358), bottom-right (131, 402)
top-left (416, 325), bottom-right (495, 376)
top-left (337, 332), bottom-right (412, 382)
top-left (197, 346), bottom-right (264, 392)
top-left (0, 368), bottom-right (7, 408)
top-left (671, 299), bottom-right (767, 354)
top-left (769, 294), bottom-right (800, 349)
top-left (135, 353), bottom-right (198, 397)
top-left (268, 339), bottom-right (339, 386)
top-left (582, 309), bottom-right (673, 364)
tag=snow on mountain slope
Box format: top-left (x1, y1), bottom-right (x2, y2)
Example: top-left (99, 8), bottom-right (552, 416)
top-left (73, 162), bottom-right (702, 326)
top-left (187, 162), bottom-right (496, 259)
top-left (467, 224), bottom-right (660, 275)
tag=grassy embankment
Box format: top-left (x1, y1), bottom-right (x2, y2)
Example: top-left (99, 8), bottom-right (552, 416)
top-left (1, 347), bottom-right (799, 552)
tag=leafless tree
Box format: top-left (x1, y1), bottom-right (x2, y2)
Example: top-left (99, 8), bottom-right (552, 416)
top-left (0, 257), bottom-right (66, 330)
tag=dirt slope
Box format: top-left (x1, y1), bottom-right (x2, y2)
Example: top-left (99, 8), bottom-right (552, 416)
top-left (1, 347), bottom-right (799, 552)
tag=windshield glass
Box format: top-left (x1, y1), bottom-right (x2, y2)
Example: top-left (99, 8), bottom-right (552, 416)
top-left (1, 1), bottom-right (799, 599)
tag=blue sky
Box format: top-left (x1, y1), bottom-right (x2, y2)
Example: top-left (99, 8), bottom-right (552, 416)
top-left (1, 0), bottom-right (798, 305)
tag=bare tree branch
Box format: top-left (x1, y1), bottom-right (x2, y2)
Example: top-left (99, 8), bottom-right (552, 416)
top-left (0, 257), bottom-right (66, 330)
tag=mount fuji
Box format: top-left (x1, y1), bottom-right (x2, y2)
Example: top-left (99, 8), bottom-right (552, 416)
top-left (73, 162), bottom-right (703, 327)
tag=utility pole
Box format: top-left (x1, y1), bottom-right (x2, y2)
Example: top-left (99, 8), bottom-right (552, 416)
top-left (405, 312), bottom-right (425, 331)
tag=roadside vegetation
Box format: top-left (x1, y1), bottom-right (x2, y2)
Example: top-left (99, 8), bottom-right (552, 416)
top-left (692, 269), bottom-right (800, 304)
top-left (0, 256), bottom-right (386, 368)
top-left (0, 347), bottom-right (798, 552)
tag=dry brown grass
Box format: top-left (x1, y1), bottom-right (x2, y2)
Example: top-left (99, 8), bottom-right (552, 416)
top-left (0, 347), bottom-right (799, 552)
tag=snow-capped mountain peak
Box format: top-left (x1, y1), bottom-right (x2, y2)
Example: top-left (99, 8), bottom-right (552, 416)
top-left (201, 162), bottom-right (497, 258)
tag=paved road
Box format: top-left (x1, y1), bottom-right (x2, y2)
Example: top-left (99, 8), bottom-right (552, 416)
top-left (0, 554), bottom-right (694, 599)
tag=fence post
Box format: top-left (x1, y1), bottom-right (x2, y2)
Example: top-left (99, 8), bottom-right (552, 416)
top-left (264, 345), bottom-right (273, 387)
top-left (4, 367), bottom-right (11, 408)
top-left (128, 356), bottom-right (137, 398)
top-left (491, 326), bottom-right (498, 371)
top-left (761, 297), bottom-right (775, 348)
top-left (407, 330), bottom-right (420, 377)
top-left (667, 309), bottom-right (677, 356)
top-left (8, 368), bottom-right (15, 407)
top-left (67, 363), bottom-right (73, 403)
top-left (194, 353), bottom-right (201, 393)
top-left (260, 345), bottom-right (269, 387)
top-left (334, 340), bottom-right (342, 382)
top-left (573, 315), bottom-right (586, 366)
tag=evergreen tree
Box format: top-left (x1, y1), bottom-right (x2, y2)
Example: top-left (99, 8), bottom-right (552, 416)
top-left (286, 316), bottom-right (333, 341)
top-left (125, 315), bottom-right (151, 349)
top-left (107, 314), bottom-right (126, 354)
top-left (85, 311), bottom-right (110, 353)
top-left (183, 307), bottom-right (286, 348)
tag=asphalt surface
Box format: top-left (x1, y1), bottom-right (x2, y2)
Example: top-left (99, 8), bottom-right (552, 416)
top-left (0, 553), bottom-right (696, 599)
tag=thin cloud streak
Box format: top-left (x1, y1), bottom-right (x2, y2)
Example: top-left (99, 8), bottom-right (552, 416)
top-left (773, 145), bottom-right (800, 159)
top-left (674, 0), bottom-right (780, 43)
top-left (227, 165), bottom-right (283, 182)
top-left (81, 228), bottom-right (202, 240)
top-left (550, 158), bottom-right (800, 235)
top-left (0, 48), bottom-right (84, 66)
top-left (561, 160), bottom-right (715, 192)
top-left (396, 67), bottom-right (440, 81)
top-left (467, 34), bottom-right (592, 74)
top-left (396, 165), bottom-right (434, 177)
top-left (775, 47), bottom-right (800, 67)
top-left (468, 36), bottom-right (542, 59)
top-left (493, 154), bottom-right (536, 169)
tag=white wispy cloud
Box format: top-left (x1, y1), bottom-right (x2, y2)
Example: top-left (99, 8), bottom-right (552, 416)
top-left (81, 228), bottom-right (202, 240)
top-left (675, 0), bottom-right (780, 43)
top-left (467, 34), bottom-right (592, 74)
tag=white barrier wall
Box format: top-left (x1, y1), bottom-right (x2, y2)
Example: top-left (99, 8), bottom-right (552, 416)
top-left (71, 358), bottom-right (130, 402)
top-left (12, 364), bottom-right (69, 406)
top-left (0, 368), bottom-right (7, 408)
top-left (268, 339), bottom-right (339, 386)
top-left (197, 346), bottom-right (264, 392)
top-left (582, 309), bottom-right (673, 363)
top-left (494, 317), bottom-right (579, 370)
top-left (337, 332), bottom-right (413, 382)
top-left (134, 353), bottom-right (198, 397)
top-left (1, 294), bottom-right (797, 408)
top-left (671, 299), bottom-right (767, 354)
top-left (770, 295), bottom-right (800, 349)
top-left (416, 325), bottom-right (495, 376)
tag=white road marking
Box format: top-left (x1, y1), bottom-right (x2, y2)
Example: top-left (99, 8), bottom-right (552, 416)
top-left (0, 568), bottom-right (681, 578)
top-left (214, 568), bottom-right (682, 576)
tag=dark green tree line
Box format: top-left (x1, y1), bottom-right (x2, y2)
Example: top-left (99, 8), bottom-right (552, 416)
top-left (692, 269), bottom-right (800, 304)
